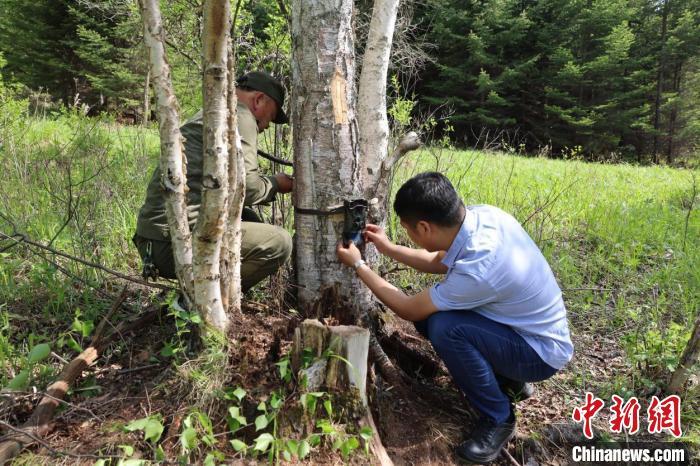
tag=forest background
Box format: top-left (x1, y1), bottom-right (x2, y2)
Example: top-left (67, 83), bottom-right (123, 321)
top-left (1, 0), bottom-right (699, 165)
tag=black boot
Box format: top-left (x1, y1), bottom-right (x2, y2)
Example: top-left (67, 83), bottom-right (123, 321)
top-left (456, 414), bottom-right (516, 464)
top-left (497, 376), bottom-right (534, 403)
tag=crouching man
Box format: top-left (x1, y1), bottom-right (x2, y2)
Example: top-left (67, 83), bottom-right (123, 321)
top-left (336, 172), bottom-right (573, 464)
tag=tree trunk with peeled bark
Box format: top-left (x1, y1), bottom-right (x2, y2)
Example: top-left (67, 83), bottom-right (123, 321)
top-left (193, 0), bottom-right (231, 331)
top-left (138, 0), bottom-right (194, 301)
top-left (291, 0), bottom-right (412, 315)
top-left (291, 0), bottom-right (368, 312)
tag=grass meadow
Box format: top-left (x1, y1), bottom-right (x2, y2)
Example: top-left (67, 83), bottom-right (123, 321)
top-left (1, 105), bottom-right (698, 454)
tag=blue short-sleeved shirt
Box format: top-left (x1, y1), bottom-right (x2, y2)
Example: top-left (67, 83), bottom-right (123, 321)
top-left (429, 205), bottom-right (574, 370)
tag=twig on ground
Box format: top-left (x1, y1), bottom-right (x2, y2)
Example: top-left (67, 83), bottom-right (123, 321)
top-left (50, 352), bottom-right (69, 365)
top-left (503, 446), bottom-right (522, 466)
top-left (0, 231), bottom-right (176, 291)
top-left (0, 420), bottom-right (122, 461)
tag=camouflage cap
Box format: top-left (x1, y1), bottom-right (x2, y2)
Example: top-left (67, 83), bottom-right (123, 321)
top-left (237, 71), bottom-right (289, 124)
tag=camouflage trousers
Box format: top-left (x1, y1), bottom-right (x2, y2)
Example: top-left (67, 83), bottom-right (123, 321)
top-left (133, 221), bottom-right (292, 292)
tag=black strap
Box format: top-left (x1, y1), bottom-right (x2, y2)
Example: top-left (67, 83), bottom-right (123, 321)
top-left (294, 205), bottom-right (345, 216)
top-left (257, 149), bottom-right (293, 167)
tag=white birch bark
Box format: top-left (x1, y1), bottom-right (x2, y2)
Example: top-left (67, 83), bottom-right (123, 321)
top-left (138, 0), bottom-right (194, 299)
top-left (291, 0), bottom-right (370, 311)
top-left (220, 45), bottom-right (246, 315)
top-left (356, 0), bottom-right (401, 271)
top-left (357, 0), bottom-right (399, 193)
top-left (193, 0), bottom-right (231, 331)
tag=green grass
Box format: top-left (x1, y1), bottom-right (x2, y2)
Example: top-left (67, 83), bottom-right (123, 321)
top-left (0, 104), bottom-right (698, 451)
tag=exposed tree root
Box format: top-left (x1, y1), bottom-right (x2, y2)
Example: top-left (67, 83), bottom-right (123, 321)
top-left (378, 329), bottom-right (443, 379)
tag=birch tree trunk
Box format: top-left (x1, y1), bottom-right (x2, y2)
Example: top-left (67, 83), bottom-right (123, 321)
top-left (220, 45), bottom-right (246, 315)
top-left (291, 0), bottom-right (370, 312)
top-left (357, 0), bottom-right (399, 191)
top-left (138, 0), bottom-right (194, 300)
top-left (292, 0), bottom-right (409, 314)
top-left (193, 0), bottom-right (231, 331)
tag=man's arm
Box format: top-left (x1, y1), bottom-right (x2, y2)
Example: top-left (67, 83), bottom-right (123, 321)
top-left (337, 242), bottom-right (438, 321)
top-left (365, 224), bottom-right (448, 274)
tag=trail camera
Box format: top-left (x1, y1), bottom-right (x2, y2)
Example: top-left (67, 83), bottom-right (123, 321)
top-left (342, 199), bottom-right (368, 247)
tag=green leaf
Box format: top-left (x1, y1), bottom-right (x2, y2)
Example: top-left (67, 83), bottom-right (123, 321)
top-left (282, 449), bottom-right (291, 461)
top-left (255, 414), bottom-right (268, 431)
top-left (27, 343), bottom-right (51, 364)
top-left (118, 444), bottom-right (134, 457)
top-left (124, 417), bottom-right (149, 432)
top-left (308, 434), bottom-right (321, 447)
top-left (144, 418), bottom-right (164, 443)
top-left (359, 426), bottom-right (373, 440)
top-left (298, 439), bottom-right (311, 459)
top-left (270, 392), bottom-right (282, 409)
top-left (196, 411), bottom-right (213, 433)
top-left (155, 445), bottom-right (166, 461)
top-left (231, 439), bottom-right (247, 452)
top-left (155, 445), bottom-right (165, 461)
top-left (66, 334), bottom-right (83, 353)
top-left (227, 406), bottom-right (247, 426)
top-left (340, 437), bottom-right (359, 458)
top-left (286, 439), bottom-right (298, 456)
top-left (253, 433), bottom-right (274, 452)
top-left (232, 387), bottom-right (246, 402)
top-left (6, 369), bottom-right (30, 391)
top-left (181, 426), bottom-right (197, 451)
top-left (276, 359), bottom-right (289, 382)
top-left (257, 401), bottom-right (266, 412)
top-left (119, 460), bottom-right (147, 466)
top-left (323, 399), bottom-right (332, 417)
top-left (317, 419), bottom-right (335, 434)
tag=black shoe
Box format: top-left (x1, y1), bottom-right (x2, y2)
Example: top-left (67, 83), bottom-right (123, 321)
top-left (456, 415), bottom-right (516, 464)
top-left (498, 377), bottom-right (534, 402)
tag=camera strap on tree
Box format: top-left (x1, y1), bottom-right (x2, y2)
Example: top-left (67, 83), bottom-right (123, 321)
top-left (257, 149), bottom-right (293, 167)
top-left (294, 199), bottom-right (368, 247)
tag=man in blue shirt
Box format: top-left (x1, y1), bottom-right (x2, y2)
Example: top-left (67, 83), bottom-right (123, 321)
top-left (337, 172), bottom-right (573, 464)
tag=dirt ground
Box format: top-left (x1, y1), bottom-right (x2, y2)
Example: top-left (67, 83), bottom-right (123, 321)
top-left (3, 295), bottom-right (695, 465)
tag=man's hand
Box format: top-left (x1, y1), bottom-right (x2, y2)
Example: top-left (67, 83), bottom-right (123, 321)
top-left (364, 224), bottom-right (394, 255)
top-left (336, 240), bottom-right (362, 267)
top-left (275, 173), bottom-right (294, 193)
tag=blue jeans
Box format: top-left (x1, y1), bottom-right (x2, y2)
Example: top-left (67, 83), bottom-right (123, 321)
top-left (415, 311), bottom-right (558, 424)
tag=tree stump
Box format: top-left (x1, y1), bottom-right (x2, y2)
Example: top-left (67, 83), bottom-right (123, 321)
top-left (292, 319), bottom-right (392, 465)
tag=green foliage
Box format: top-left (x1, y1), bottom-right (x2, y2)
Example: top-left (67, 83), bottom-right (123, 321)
top-left (416, 0), bottom-right (700, 161)
top-left (4, 342), bottom-right (51, 390)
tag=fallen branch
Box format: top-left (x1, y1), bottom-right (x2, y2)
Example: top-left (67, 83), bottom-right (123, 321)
top-left (0, 292), bottom-right (163, 464)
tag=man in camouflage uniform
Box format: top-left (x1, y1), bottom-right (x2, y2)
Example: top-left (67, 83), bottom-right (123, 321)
top-left (134, 71), bottom-right (293, 291)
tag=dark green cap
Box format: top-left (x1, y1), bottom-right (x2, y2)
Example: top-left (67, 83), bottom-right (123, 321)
top-left (237, 71), bottom-right (288, 124)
